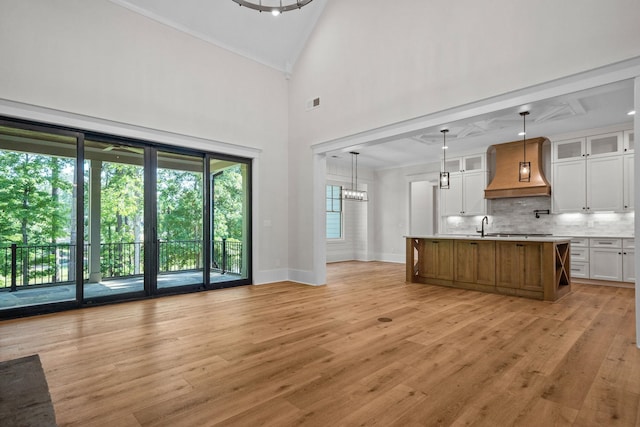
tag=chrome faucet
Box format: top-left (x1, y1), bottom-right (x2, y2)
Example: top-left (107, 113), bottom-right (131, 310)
top-left (477, 216), bottom-right (489, 237)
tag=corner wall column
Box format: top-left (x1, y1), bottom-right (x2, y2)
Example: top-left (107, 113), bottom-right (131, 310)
top-left (88, 160), bottom-right (102, 283)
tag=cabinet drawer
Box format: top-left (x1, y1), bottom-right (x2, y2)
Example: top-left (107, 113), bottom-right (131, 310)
top-left (570, 262), bottom-right (589, 279)
top-left (571, 238), bottom-right (588, 247)
top-left (590, 238), bottom-right (622, 248)
top-left (570, 247), bottom-right (589, 262)
top-left (623, 239), bottom-right (635, 249)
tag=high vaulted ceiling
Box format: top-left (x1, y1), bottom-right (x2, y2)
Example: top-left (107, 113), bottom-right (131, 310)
top-left (108, 1), bottom-right (634, 171)
top-left (109, 0), bottom-right (327, 73)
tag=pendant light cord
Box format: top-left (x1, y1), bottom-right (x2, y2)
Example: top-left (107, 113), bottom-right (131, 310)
top-left (521, 111), bottom-right (529, 162)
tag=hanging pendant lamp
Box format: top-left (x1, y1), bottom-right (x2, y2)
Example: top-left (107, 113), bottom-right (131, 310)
top-left (342, 152), bottom-right (368, 201)
top-left (440, 129), bottom-right (450, 189)
top-left (519, 111), bottom-right (531, 182)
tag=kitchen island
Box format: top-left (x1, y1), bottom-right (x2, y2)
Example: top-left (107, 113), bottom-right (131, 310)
top-left (406, 235), bottom-right (571, 301)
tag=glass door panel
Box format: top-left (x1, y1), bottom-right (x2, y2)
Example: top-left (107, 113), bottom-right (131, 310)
top-left (83, 140), bottom-right (145, 300)
top-left (210, 158), bottom-right (250, 285)
top-left (157, 151), bottom-right (204, 289)
top-left (0, 124), bottom-right (79, 311)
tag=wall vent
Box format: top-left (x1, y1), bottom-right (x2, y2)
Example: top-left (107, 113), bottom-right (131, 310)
top-left (306, 97), bottom-right (320, 111)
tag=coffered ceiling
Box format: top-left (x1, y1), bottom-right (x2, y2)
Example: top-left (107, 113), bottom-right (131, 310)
top-left (328, 80), bottom-right (635, 169)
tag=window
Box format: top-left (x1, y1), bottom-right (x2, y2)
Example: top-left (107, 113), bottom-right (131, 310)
top-left (326, 185), bottom-right (342, 239)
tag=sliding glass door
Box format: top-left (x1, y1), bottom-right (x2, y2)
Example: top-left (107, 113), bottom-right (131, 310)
top-left (0, 117), bottom-right (252, 318)
top-left (0, 123), bottom-right (81, 311)
top-left (156, 151), bottom-right (204, 290)
top-left (83, 140), bottom-right (145, 301)
top-left (210, 157), bottom-right (250, 286)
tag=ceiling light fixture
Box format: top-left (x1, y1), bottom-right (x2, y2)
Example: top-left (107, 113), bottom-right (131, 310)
top-left (629, 110), bottom-right (637, 116)
top-left (231, 0), bottom-right (313, 15)
top-left (440, 129), bottom-right (450, 189)
top-left (519, 111), bottom-right (531, 182)
top-left (342, 152), bottom-right (368, 202)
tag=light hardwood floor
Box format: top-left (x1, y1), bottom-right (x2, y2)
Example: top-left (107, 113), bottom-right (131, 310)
top-left (1, 261), bottom-right (639, 426)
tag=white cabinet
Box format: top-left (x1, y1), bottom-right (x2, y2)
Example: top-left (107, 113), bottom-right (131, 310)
top-left (444, 154), bottom-right (484, 174)
top-left (552, 132), bottom-right (623, 163)
top-left (553, 137), bottom-right (585, 162)
top-left (587, 132), bottom-right (624, 157)
top-left (588, 238), bottom-right (635, 283)
top-left (587, 156), bottom-right (624, 212)
top-left (440, 154), bottom-right (486, 216)
top-left (624, 154), bottom-right (634, 211)
top-left (553, 161), bottom-right (586, 213)
top-left (590, 247), bottom-right (623, 281)
top-left (569, 238), bottom-right (589, 279)
top-left (552, 131), bottom-right (627, 213)
top-left (623, 130), bottom-right (634, 153)
top-left (623, 239), bottom-right (635, 283)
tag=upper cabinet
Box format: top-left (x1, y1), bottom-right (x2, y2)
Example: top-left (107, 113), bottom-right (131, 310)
top-left (552, 132), bottom-right (623, 162)
top-left (443, 154), bottom-right (484, 175)
top-left (624, 130), bottom-right (634, 153)
top-left (552, 129), bottom-right (631, 214)
top-left (440, 154), bottom-right (486, 216)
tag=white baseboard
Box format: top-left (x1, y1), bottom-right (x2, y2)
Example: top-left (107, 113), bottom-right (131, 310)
top-left (375, 253), bottom-right (405, 264)
top-left (252, 268), bottom-right (288, 285)
top-left (288, 269), bottom-right (325, 286)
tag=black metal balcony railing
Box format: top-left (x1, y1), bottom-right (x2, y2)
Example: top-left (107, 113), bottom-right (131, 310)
top-left (0, 240), bottom-right (242, 291)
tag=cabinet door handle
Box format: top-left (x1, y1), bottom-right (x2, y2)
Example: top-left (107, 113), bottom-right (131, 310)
top-left (516, 244), bottom-right (524, 247)
top-left (623, 252), bottom-right (627, 255)
top-left (433, 241), bottom-right (439, 244)
top-left (618, 252), bottom-right (622, 255)
top-left (470, 242), bottom-right (478, 246)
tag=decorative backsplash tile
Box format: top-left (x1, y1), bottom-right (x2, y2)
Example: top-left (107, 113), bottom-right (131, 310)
top-left (442, 197), bottom-right (634, 237)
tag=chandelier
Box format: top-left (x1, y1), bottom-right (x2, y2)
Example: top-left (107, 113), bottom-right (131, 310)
top-left (342, 152), bottom-right (368, 202)
top-left (231, 0), bottom-right (314, 16)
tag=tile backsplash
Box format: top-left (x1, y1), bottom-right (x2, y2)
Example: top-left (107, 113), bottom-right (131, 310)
top-left (442, 196), bottom-right (634, 237)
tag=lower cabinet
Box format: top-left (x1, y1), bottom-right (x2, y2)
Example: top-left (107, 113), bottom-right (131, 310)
top-left (495, 242), bottom-right (543, 291)
top-left (419, 239), bottom-right (454, 280)
top-left (454, 240), bottom-right (495, 285)
top-left (587, 238), bottom-right (634, 283)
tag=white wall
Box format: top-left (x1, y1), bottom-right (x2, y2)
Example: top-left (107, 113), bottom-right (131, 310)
top-left (289, 0), bottom-right (640, 282)
top-left (0, 0), bottom-right (290, 283)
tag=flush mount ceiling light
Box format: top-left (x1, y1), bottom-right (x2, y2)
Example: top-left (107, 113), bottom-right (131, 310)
top-left (519, 111), bottom-right (531, 182)
top-left (440, 129), bottom-right (450, 189)
top-left (231, 0), bottom-right (313, 16)
top-left (342, 152), bottom-right (368, 202)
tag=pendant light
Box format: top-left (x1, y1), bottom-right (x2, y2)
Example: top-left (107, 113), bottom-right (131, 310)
top-left (440, 129), bottom-right (450, 189)
top-left (342, 151), bottom-right (368, 201)
top-left (519, 111), bottom-right (531, 182)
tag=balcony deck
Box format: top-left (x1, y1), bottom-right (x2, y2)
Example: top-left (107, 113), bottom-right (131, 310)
top-left (0, 271), bottom-right (242, 309)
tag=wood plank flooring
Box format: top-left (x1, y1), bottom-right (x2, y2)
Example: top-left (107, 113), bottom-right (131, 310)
top-left (1, 261), bottom-right (639, 426)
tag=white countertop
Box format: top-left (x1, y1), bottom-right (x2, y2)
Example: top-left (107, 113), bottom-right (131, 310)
top-left (405, 234), bottom-right (571, 243)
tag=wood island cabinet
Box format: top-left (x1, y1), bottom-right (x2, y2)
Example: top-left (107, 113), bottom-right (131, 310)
top-left (418, 239), bottom-right (453, 280)
top-left (407, 236), bottom-right (571, 301)
top-left (495, 241), bottom-right (543, 292)
top-left (454, 240), bottom-right (495, 286)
